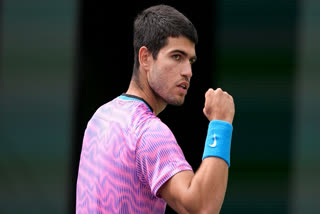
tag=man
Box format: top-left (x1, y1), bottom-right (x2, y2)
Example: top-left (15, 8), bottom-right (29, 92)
top-left (76, 4), bottom-right (235, 214)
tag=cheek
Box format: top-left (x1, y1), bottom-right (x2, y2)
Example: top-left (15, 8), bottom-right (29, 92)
top-left (149, 66), bottom-right (171, 93)
top-left (157, 64), bottom-right (175, 81)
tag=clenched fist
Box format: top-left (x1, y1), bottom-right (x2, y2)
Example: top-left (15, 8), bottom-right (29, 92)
top-left (203, 88), bottom-right (235, 124)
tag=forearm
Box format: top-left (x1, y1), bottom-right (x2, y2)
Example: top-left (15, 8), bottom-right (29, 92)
top-left (161, 120), bottom-right (232, 213)
top-left (184, 157), bottom-right (228, 214)
top-left (182, 120), bottom-right (232, 213)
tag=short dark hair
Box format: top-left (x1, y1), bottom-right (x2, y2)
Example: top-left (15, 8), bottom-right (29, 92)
top-left (132, 4), bottom-right (198, 75)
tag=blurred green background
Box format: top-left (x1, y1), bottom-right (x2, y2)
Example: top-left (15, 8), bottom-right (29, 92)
top-left (0, 1), bottom-right (75, 213)
top-left (0, 0), bottom-right (319, 214)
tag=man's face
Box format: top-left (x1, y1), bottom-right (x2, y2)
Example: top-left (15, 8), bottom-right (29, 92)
top-left (148, 36), bottom-right (197, 106)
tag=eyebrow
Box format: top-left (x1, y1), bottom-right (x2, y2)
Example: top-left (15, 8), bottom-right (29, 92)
top-left (171, 49), bottom-right (197, 62)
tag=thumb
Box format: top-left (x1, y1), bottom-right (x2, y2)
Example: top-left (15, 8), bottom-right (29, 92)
top-left (203, 107), bottom-right (207, 117)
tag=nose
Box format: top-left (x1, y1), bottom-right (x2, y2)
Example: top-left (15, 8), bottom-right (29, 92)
top-left (181, 62), bottom-right (193, 80)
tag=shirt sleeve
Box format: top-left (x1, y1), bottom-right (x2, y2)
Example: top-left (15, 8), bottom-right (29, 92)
top-left (135, 118), bottom-right (193, 197)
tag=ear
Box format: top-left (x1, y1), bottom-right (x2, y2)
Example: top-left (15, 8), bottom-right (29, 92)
top-left (138, 46), bottom-right (152, 72)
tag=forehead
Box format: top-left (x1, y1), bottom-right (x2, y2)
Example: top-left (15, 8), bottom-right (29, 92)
top-left (161, 36), bottom-right (196, 56)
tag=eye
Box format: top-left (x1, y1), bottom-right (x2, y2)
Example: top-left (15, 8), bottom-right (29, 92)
top-left (189, 57), bottom-right (197, 65)
top-left (172, 54), bottom-right (181, 61)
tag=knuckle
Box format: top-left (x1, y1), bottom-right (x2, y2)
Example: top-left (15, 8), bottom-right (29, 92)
top-left (230, 95), bottom-right (234, 101)
top-left (206, 88), bottom-right (214, 96)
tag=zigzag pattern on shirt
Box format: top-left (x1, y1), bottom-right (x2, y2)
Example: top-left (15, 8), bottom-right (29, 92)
top-left (76, 97), bottom-right (192, 213)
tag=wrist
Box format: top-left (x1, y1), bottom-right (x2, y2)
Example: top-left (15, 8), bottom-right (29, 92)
top-left (208, 117), bottom-right (233, 125)
top-left (202, 120), bottom-right (233, 167)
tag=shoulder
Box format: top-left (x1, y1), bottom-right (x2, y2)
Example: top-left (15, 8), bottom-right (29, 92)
top-left (135, 117), bottom-right (181, 158)
top-left (138, 116), bottom-right (175, 141)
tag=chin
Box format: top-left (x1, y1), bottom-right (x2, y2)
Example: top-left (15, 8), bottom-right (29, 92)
top-left (167, 97), bottom-right (185, 106)
top-left (158, 91), bottom-right (186, 106)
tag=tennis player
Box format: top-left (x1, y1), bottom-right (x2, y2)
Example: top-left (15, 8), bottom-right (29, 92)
top-left (76, 4), bottom-right (235, 214)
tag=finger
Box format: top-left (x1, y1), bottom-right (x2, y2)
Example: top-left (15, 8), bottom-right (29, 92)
top-left (207, 88), bottom-right (214, 94)
top-left (205, 88), bottom-right (214, 97)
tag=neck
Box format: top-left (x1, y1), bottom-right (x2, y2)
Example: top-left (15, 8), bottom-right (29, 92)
top-left (126, 77), bottom-right (167, 116)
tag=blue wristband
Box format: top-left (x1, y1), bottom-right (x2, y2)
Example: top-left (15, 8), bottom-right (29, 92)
top-left (202, 120), bottom-right (233, 167)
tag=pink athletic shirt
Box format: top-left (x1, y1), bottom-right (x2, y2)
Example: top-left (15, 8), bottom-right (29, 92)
top-left (76, 94), bottom-right (193, 213)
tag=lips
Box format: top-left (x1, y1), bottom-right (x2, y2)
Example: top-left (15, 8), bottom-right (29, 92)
top-left (177, 81), bottom-right (189, 91)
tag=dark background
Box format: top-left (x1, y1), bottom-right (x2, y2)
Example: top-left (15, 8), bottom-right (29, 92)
top-left (1, 0), bottom-right (319, 214)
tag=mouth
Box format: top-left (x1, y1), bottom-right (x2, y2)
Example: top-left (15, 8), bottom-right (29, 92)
top-left (179, 84), bottom-right (187, 89)
top-left (177, 81), bottom-right (189, 93)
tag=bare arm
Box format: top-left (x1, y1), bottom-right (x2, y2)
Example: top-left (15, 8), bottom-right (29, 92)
top-left (158, 88), bottom-right (235, 214)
